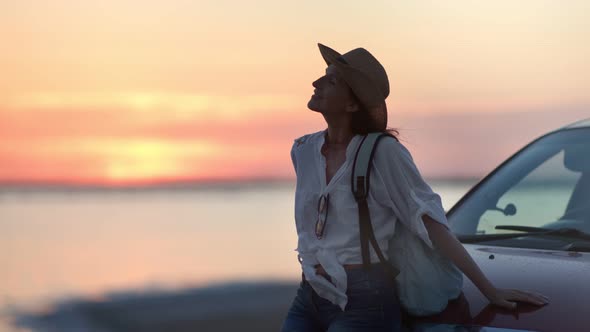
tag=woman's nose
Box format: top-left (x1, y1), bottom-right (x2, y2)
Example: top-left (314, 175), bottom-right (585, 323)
top-left (312, 78), bottom-right (320, 88)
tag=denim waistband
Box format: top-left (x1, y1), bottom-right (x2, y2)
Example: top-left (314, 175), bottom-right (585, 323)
top-left (302, 264), bottom-right (393, 287)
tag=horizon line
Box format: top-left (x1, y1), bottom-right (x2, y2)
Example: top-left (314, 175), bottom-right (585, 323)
top-left (0, 176), bottom-right (482, 191)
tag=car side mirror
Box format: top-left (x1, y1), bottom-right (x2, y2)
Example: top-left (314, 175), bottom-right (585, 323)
top-left (491, 203), bottom-right (517, 216)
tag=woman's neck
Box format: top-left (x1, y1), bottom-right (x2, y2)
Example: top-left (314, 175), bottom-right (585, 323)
top-left (323, 113), bottom-right (354, 145)
top-left (325, 127), bottom-right (354, 145)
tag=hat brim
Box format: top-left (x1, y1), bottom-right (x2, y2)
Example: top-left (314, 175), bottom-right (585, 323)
top-left (318, 43), bottom-right (343, 67)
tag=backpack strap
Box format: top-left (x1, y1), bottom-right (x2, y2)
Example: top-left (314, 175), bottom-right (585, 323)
top-left (352, 132), bottom-right (400, 278)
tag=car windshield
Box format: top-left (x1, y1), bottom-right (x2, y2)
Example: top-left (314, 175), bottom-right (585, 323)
top-left (448, 127), bottom-right (590, 251)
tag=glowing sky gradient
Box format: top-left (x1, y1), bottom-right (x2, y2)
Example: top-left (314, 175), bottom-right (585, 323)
top-left (1, 1), bottom-right (589, 185)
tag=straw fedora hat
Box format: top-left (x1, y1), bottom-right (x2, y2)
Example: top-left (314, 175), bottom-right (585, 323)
top-left (317, 43), bottom-right (389, 131)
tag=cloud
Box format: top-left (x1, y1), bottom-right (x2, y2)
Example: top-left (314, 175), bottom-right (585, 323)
top-left (0, 93), bottom-right (316, 183)
top-left (394, 106), bottom-right (590, 178)
top-left (1, 93), bottom-right (588, 185)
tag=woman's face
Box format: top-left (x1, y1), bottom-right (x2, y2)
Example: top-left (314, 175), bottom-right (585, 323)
top-left (307, 65), bottom-right (358, 115)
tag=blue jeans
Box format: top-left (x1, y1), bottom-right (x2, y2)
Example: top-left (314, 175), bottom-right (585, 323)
top-left (281, 266), bottom-right (402, 332)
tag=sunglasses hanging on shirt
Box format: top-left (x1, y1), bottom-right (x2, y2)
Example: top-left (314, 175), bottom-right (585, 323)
top-left (315, 194), bottom-right (330, 239)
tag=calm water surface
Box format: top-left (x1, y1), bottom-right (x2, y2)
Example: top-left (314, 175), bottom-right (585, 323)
top-left (0, 180), bottom-right (474, 326)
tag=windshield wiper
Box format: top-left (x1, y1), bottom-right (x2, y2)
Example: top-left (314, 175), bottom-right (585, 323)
top-left (457, 226), bottom-right (590, 243)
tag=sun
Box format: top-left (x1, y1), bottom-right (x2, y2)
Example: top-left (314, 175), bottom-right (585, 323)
top-left (96, 139), bottom-right (215, 185)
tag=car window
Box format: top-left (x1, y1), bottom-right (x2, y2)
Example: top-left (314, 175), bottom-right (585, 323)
top-left (476, 150), bottom-right (580, 235)
top-left (449, 128), bottom-right (590, 249)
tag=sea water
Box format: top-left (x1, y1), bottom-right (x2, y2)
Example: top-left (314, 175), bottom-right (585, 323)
top-left (0, 180), bottom-right (474, 330)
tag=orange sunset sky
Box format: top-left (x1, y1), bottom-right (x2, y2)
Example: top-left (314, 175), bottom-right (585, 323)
top-left (1, 1), bottom-right (589, 186)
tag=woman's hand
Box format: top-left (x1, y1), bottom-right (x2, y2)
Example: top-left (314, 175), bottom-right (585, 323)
top-left (422, 216), bottom-right (550, 311)
top-left (486, 288), bottom-right (549, 309)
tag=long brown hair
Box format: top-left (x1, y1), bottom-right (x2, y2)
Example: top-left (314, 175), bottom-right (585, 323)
top-left (350, 96), bottom-right (399, 138)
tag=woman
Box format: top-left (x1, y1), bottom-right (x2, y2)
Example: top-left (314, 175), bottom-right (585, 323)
top-left (281, 43), bottom-right (549, 332)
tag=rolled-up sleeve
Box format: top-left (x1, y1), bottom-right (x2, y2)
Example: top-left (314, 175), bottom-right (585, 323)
top-left (290, 142), bottom-right (298, 174)
top-left (372, 138), bottom-right (448, 248)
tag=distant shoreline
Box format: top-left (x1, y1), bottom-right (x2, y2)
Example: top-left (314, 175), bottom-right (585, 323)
top-left (0, 178), bottom-right (296, 192)
top-left (0, 177), bottom-right (480, 193)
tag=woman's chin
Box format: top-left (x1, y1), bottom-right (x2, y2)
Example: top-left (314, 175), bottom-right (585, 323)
top-left (307, 99), bottom-right (321, 112)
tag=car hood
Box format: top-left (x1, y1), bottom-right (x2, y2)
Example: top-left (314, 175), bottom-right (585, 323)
top-left (412, 245), bottom-right (590, 332)
top-left (412, 322), bottom-right (540, 331)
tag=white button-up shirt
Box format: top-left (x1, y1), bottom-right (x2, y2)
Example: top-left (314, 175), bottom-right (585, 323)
top-left (291, 130), bottom-right (449, 310)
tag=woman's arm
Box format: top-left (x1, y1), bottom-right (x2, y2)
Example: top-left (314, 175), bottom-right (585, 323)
top-left (422, 215), bottom-right (549, 309)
